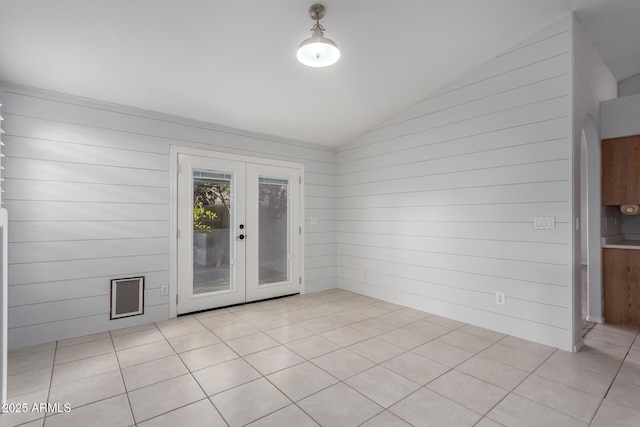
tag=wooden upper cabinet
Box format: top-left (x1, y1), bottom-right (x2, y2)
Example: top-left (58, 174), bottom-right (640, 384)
top-left (602, 135), bottom-right (640, 206)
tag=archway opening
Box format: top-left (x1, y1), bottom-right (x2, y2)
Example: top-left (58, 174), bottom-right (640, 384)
top-left (577, 115), bottom-right (603, 342)
top-left (580, 130), bottom-right (593, 334)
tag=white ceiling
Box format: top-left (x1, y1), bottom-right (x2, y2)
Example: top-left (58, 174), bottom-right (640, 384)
top-left (0, 0), bottom-right (638, 147)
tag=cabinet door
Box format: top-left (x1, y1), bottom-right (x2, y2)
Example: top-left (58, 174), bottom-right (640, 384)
top-left (602, 136), bottom-right (639, 206)
top-left (603, 248), bottom-right (640, 327)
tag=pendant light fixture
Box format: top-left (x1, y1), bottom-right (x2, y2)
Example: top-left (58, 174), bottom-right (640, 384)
top-left (296, 4), bottom-right (340, 68)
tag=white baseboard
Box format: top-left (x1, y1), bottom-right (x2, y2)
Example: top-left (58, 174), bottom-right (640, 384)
top-left (573, 338), bottom-right (585, 353)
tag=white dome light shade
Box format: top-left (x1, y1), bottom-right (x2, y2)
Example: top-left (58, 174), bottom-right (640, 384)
top-left (297, 4), bottom-right (340, 68)
top-left (297, 27), bottom-right (340, 67)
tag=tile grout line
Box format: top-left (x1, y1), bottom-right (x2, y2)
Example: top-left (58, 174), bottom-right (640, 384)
top-left (186, 314), bottom-right (234, 426)
top-left (219, 296), bottom-right (412, 425)
top-left (122, 316), bottom-right (230, 425)
top-left (41, 339), bottom-right (58, 423)
top-left (585, 328), bottom-right (640, 426)
top-left (295, 310), bottom-right (469, 426)
top-left (255, 343), bottom-right (387, 426)
top-left (415, 337), bottom-right (536, 423)
top-left (200, 296), bottom-right (327, 426)
top-left (179, 295), bottom-right (488, 425)
top-left (36, 343), bottom-right (131, 423)
top-left (109, 329), bottom-right (137, 427)
top-left (9, 290), bottom-right (638, 426)
top-left (479, 347), bottom-right (559, 425)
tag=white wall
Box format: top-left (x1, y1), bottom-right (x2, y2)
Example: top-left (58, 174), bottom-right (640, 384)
top-left (601, 92), bottom-right (640, 140)
top-left (580, 138), bottom-right (587, 263)
top-left (0, 90), bottom-right (7, 406)
top-left (571, 16), bottom-right (617, 333)
top-left (619, 72), bottom-right (640, 97)
top-left (0, 84), bottom-right (337, 349)
top-left (337, 16), bottom-right (575, 350)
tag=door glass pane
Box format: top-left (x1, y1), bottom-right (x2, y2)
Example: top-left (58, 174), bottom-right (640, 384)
top-left (258, 177), bottom-right (290, 285)
top-left (192, 169), bottom-right (232, 294)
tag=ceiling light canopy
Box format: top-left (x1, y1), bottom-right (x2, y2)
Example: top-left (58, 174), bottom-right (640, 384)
top-left (297, 4), bottom-right (340, 68)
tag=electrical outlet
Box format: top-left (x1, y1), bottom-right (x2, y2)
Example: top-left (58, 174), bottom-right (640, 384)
top-left (310, 217), bottom-right (318, 225)
top-left (161, 286), bottom-right (168, 296)
top-left (495, 291), bottom-right (506, 305)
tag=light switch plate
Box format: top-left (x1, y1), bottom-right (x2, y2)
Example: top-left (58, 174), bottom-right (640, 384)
top-left (533, 217), bottom-right (555, 230)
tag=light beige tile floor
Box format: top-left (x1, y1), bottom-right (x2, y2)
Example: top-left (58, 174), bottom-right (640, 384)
top-left (3, 289), bottom-right (640, 427)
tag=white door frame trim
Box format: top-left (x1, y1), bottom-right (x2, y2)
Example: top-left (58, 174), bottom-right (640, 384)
top-left (169, 145), bottom-right (306, 318)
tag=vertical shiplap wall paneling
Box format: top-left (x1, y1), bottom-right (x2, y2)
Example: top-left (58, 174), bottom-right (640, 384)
top-left (2, 84), bottom-right (337, 349)
top-left (337, 16), bottom-right (574, 350)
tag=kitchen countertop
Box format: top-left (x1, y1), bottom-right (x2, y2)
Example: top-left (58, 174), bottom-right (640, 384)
top-left (602, 234), bottom-right (640, 250)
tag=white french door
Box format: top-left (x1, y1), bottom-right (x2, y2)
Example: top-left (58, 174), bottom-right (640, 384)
top-left (176, 152), bottom-right (301, 314)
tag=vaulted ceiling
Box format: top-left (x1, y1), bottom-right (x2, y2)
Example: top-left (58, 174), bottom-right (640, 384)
top-left (0, 1), bottom-right (638, 146)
